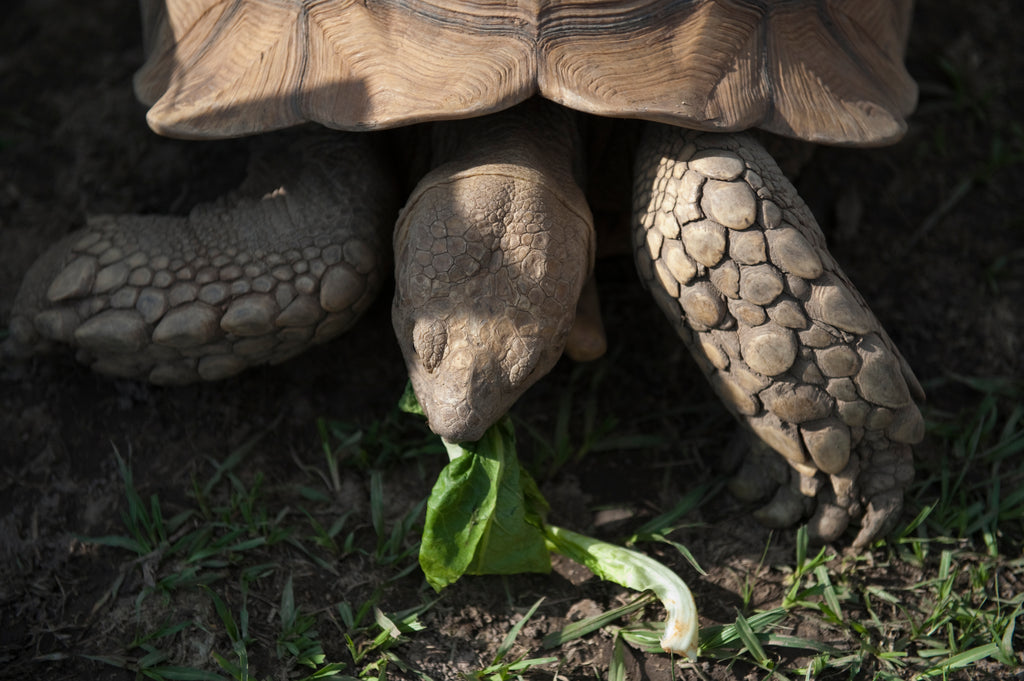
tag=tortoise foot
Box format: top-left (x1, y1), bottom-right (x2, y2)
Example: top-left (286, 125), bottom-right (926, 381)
top-left (729, 433), bottom-right (912, 546)
top-left (5, 134), bottom-right (394, 383)
top-left (634, 124), bottom-right (924, 546)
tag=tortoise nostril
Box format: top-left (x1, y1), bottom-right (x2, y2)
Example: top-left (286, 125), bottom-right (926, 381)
top-left (413, 318), bottom-right (448, 373)
top-left (502, 336), bottom-right (542, 386)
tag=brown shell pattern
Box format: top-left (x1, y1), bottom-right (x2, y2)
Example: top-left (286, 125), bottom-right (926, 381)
top-left (136, 0), bottom-right (915, 144)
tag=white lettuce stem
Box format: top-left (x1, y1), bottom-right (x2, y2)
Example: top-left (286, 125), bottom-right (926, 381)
top-left (543, 524), bottom-right (699, 659)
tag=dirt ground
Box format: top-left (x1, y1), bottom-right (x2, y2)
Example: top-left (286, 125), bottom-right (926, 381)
top-left (1, 1), bottom-right (1021, 680)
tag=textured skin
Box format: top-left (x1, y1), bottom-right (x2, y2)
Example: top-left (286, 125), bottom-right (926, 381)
top-left (393, 103), bottom-right (594, 442)
top-left (633, 126), bottom-right (925, 546)
top-left (5, 135), bottom-right (395, 382)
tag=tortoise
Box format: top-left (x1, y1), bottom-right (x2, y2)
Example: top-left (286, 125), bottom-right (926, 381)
top-left (5, 0), bottom-right (924, 547)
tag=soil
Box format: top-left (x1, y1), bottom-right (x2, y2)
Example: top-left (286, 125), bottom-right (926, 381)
top-left (1, 2), bottom-right (1021, 680)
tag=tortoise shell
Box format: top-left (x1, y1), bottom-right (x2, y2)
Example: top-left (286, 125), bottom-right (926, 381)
top-left (135, 0), bottom-right (916, 145)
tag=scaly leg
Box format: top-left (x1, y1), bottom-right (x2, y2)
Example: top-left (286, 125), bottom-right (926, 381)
top-left (633, 125), bottom-right (924, 547)
top-left (5, 133), bottom-right (395, 383)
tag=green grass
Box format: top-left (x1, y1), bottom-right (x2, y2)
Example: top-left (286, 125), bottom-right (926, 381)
top-left (534, 373), bottom-right (1024, 679)
top-left (78, 372), bottom-right (1023, 680)
top-left (81, 415), bottom-right (441, 680)
top-left (515, 360), bottom-right (667, 480)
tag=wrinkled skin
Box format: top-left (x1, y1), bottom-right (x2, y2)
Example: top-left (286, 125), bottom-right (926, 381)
top-left (392, 103), bottom-right (594, 442)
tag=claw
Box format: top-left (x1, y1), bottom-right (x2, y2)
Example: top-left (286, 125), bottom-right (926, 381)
top-left (806, 487), bottom-right (850, 543)
top-left (753, 484), bottom-right (812, 529)
top-left (726, 436), bottom-right (791, 503)
top-left (853, 489), bottom-right (904, 548)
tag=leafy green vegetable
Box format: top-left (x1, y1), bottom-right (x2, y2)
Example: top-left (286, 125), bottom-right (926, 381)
top-left (418, 417), bottom-right (551, 591)
top-left (543, 524), bottom-right (699, 658)
top-left (403, 384), bottom-right (699, 657)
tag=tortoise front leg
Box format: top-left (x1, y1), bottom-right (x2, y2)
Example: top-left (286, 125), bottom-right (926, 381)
top-left (633, 125), bottom-right (924, 547)
top-left (4, 133), bottom-right (395, 383)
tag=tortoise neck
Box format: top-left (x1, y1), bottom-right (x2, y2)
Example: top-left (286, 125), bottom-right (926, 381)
top-left (429, 99), bottom-right (584, 187)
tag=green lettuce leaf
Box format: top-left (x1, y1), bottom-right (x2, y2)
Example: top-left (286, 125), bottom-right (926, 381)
top-left (419, 416), bottom-right (550, 591)
top-left (402, 383), bottom-right (698, 658)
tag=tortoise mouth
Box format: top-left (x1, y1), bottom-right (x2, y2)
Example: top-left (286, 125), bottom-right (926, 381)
top-left (401, 313), bottom-right (550, 444)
